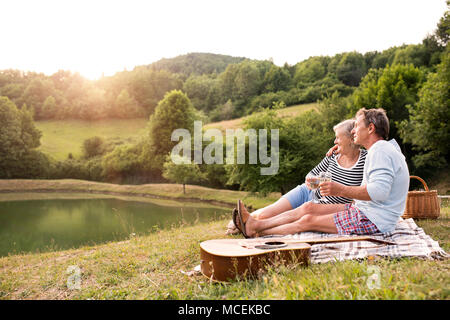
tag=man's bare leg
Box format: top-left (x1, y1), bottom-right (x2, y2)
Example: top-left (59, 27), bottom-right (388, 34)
top-left (242, 202), bottom-right (345, 237)
top-left (256, 213), bottom-right (338, 236)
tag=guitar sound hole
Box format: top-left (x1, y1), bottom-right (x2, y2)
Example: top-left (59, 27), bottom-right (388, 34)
top-left (265, 241), bottom-right (285, 246)
top-left (254, 241), bottom-right (288, 250)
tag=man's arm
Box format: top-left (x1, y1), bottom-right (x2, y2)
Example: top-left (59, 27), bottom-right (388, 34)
top-left (319, 181), bottom-right (372, 201)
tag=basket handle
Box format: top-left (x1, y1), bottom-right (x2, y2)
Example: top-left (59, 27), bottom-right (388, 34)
top-left (410, 175), bottom-right (429, 191)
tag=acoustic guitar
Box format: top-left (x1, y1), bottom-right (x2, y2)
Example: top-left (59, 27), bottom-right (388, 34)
top-left (200, 236), bottom-right (395, 281)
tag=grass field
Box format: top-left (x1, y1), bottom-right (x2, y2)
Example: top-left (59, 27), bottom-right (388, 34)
top-left (35, 118), bottom-right (149, 161)
top-left (35, 103), bottom-right (318, 161)
top-left (0, 180), bottom-right (448, 300)
top-left (203, 102), bottom-right (318, 132)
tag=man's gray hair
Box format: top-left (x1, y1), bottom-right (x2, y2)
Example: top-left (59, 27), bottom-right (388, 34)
top-left (356, 108), bottom-right (389, 140)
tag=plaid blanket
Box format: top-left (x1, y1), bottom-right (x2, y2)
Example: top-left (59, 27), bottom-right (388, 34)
top-left (187, 218), bottom-right (447, 278)
top-left (282, 217), bottom-right (448, 264)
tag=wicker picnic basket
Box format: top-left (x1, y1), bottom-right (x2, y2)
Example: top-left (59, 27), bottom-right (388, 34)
top-left (402, 176), bottom-right (440, 219)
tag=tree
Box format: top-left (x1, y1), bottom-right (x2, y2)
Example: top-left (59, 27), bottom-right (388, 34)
top-left (113, 89), bottom-right (143, 118)
top-left (149, 52), bottom-right (246, 77)
top-left (420, 2), bottom-right (449, 67)
top-left (226, 107), bottom-right (329, 195)
top-left (234, 60), bottom-right (262, 101)
top-left (209, 99), bottom-right (235, 122)
top-left (41, 96), bottom-right (57, 119)
top-left (422, 35), bottom-right (444, 67)
top-left (399, 48), bottom-right (450, 170)
top-left (352, 63), bottom-right (425, 145)
top-left (80, 85), bottom-right (108, 120)
top-left (370, 46), bottom-right (398, 69)
top-left (294, 56), bottom-right (328, 84)
top-left (162, 155), bottom-right (205, 194)
top-left (183, 74), bottom-right (220, 112)
top-left (317, 91), bottom-right (353, 140)
top-left (82, 136), bottom-right (105, 159)
top-left (128, 68), bottom-right (183, 116)
top-left (435, 1), bottom-right (450, 47)
top-left (147, 90), bottom-right (199, 170)
top-left (101, 143), bottom-right (143, 183)
top-left (218, 63), bottom-right (239, 102)
top-left (218, 60), bottom-right (265, 112)
top-left (0, 96), bottom-right (25, 173)
top-left (19, 104), bottom-right (41, 150)
top-left (263, 65), bottom-right (292, 92)
top-left (0, 96), bottom-right (44, 178)
top-left (392, 44), bottom-right (428, 67)
top-left (20, 78), bottom-right (56, 119)
top-left (336, 52), bottom-right (367, 86)
top-left (0, 83), bottom-right (25, 102)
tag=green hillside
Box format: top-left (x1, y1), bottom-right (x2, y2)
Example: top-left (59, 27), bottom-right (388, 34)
top-left (35, 118), bottom-right (148, 161)
top-left (35, 103), bottom-right (318, 161)
top-left (147, 52), bottom-right (247, 76)
top-left (204, 102), bottom-right (318, 131)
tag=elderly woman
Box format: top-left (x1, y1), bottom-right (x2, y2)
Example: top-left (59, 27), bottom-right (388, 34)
top-left (229, 119), bottom-right (367, 237)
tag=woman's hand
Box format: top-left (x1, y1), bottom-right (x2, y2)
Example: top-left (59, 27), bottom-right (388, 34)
top-left (319, 181), bottom-right (345, 197)
top-left (326, 145), bottom-right (338, 157)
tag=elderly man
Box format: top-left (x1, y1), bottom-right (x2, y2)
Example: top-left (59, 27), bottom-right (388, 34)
top-left (238, 108), bottom-right (409, 236)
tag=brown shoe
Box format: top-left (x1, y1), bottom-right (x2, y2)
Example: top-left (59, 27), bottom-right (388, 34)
top-left (236, 199), bottom-right (250, 238)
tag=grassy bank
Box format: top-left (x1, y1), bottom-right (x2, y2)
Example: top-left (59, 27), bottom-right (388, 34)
top-left (0, 179), bottom-right (448, 300)
top-left (0, 179), bottom-right (280, 209)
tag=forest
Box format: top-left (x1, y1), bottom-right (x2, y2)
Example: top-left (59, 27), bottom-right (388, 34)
top-left (0, 7), bottom-right (448, 195)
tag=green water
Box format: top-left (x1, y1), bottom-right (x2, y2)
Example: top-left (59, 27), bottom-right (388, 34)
top-left (0, 197), bottom-right (229, 257)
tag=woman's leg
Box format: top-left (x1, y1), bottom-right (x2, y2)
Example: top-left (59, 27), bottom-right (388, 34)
top-left (227, 196), bottom-right (292, 235)
top-left (244, 201), bottom-right (346, 237)
top-left (250, 197), bottom-right (292, 219)
top-left (251, 184), bottom-right (312, 220)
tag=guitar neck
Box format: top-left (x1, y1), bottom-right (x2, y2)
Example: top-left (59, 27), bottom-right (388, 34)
top-left (267, 236), bottom-right (395, 246)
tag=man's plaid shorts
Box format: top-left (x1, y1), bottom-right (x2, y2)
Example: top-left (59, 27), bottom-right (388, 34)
top-left (333, 203), bottom-right (379, 235)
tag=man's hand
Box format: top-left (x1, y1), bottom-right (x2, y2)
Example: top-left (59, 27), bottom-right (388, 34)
top-left (305, 176), bottom-right (315, 190)
top-left (326, 145), bottom-right (338, 157)
top-left (319, 181), bottom-right (345, 197)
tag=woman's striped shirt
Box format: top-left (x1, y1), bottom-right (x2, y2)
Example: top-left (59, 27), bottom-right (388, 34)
top-left (308, 149), bottom-right (367, 204)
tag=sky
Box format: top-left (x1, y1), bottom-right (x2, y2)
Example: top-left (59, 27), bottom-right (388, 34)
top-left (0, 0), bottom-right (447, 80)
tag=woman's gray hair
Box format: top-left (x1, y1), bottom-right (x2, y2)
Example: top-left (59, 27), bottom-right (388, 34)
top-left (333, 119), bottom-right (355, 137)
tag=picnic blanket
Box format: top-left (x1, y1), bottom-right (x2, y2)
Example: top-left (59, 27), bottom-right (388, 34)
top-left (280, 217), bottom-right (449, 264)
top-left (184, 218), bottom-right (447, 277)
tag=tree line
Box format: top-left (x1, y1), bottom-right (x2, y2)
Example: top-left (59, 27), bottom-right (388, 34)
top-left (0, 5), bottom-right (448, 193)
top-left (0, 26), bottom-right (446, 123)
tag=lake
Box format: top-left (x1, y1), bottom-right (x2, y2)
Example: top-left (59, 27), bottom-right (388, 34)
top-left (0, 194), bottom-right (229, 257)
